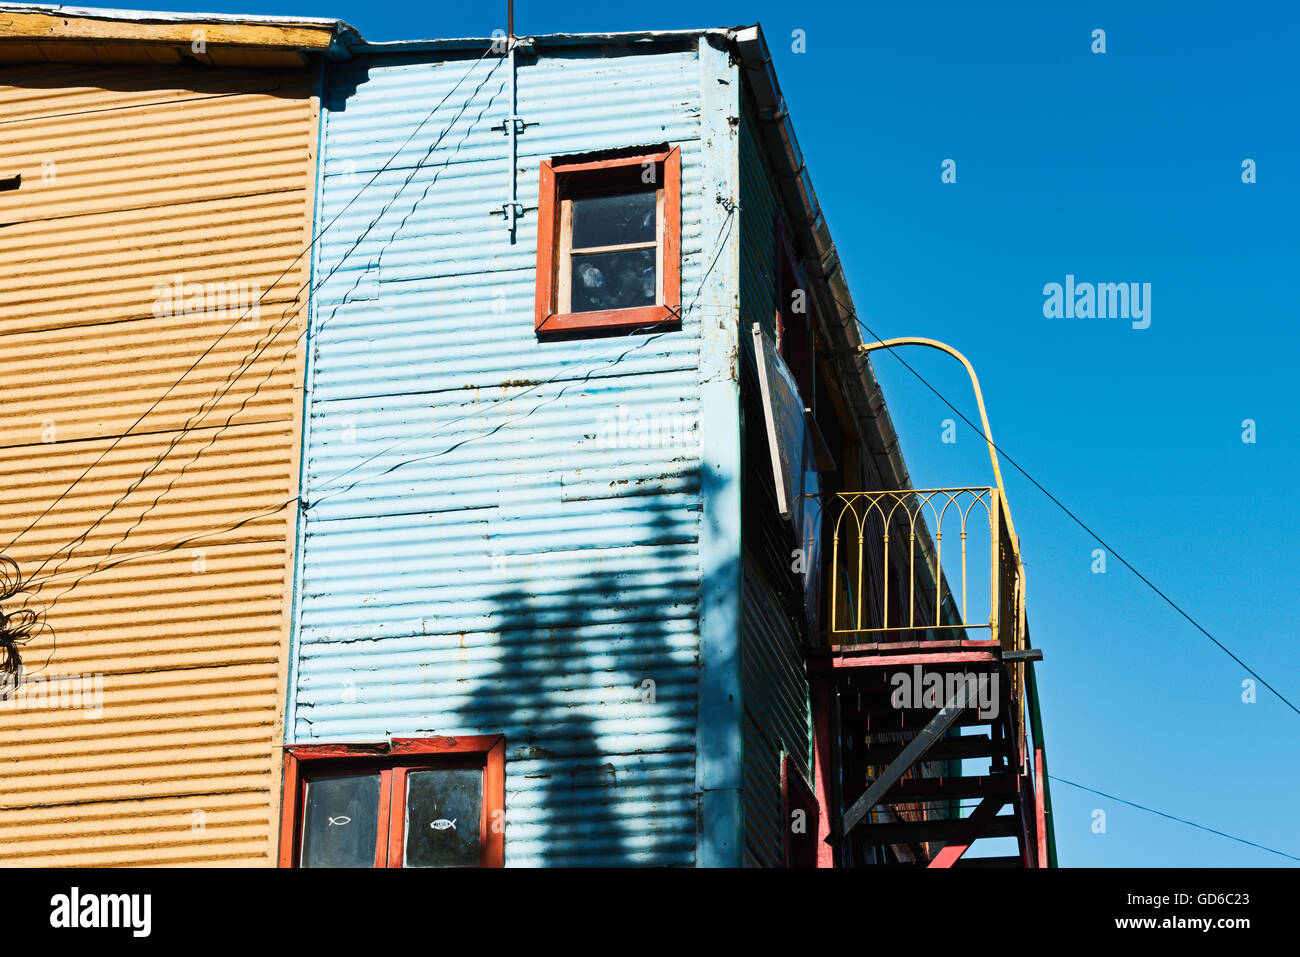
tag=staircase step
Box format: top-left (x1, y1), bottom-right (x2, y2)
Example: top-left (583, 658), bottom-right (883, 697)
top-left (864, 709), bottom-right (997, 732)
top-left (952, 855), bottom-right (1022, 868)
top-left (884, 774), bottom-right (1020, 802)
top-left (862, 733), bottom-right (1001, 764)
top-left (855, 813), bottom-right (1019, 846)
top-left (838, 666), bottom-right (1003, 692)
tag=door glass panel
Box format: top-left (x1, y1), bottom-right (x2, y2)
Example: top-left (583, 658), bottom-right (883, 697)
top-left (571, 188), bottom-right (656, 249)
top-left (404, 768), bottom-right (483, 867)
top-left (301, 773), bottom-right (380, 868)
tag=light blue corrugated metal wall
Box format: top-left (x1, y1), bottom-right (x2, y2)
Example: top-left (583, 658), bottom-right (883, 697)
top-left (289, 42), bottom-right (734, 866)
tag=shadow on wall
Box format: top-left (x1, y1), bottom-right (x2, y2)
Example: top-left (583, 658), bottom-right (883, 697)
top-left (469, 501), bottom-right (700, 866)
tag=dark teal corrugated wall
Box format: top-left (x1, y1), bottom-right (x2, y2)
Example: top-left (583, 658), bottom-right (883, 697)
top-left (737, 99), bottom-right (813, 868)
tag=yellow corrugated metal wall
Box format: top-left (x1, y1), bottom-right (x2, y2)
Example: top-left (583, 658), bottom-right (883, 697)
top-left (0, 61), bottom-right (317, 865)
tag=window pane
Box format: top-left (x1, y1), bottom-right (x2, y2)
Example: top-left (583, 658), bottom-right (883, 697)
top-left (570, 248), bottom-right (656, 313)
top-left (301, 773), bottom-right (380, 868)
top-left (404, 768), bottom-right (483, 868)
top-left (571, 188), bottom-right (656, 249)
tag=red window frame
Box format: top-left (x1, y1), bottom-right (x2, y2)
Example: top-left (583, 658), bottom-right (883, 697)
top-left (534, 146), bottom-right (682, 336)
top-left (278, 735), bottom-right (505, 868)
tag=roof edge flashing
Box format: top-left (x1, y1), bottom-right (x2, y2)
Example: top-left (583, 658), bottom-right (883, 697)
top-left (730, 23), bottom-right (913, 495)
top-left (350, 26), bottom-right (742, 57)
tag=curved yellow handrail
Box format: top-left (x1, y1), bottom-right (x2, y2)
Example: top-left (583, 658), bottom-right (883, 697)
top-left (855, 337), bottom-right (1026, 672)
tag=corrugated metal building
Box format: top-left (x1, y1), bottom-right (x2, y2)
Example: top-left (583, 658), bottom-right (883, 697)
top-left (286, 25), bottom-right (938, 867)
top-left (0, 5), bottom-right (353, 866)
top-left (0, 6), bottom-right (1054, 869)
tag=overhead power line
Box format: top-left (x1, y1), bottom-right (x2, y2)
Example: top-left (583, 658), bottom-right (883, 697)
top-left (839, 306), bottom-right (1299, 718)
top-left (18, 47), bottom-right (507, 607)
top-left (20, 206), bottom-right (739, 629)
top-left (1050, 774), bottom-right (1300, 864)
top-left (7, 45), bottom-right (506, 677)
top-left (5, 43), bottom-right (503, 560)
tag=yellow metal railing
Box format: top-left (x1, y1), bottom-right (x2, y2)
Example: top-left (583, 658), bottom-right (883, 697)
top-left (829, 486), bottom-right (1018, 646)
top-left (828, 484), bottom-right (1026, 709)
top-left (844, 338), bottom-right (1029, 716)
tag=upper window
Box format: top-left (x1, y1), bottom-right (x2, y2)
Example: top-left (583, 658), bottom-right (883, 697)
top-left (535, 146), bottom-right (681, 335)
top-left (775, 220), bottom-right (814, 407)
top-left (279, 736), bottom-right (505, 868)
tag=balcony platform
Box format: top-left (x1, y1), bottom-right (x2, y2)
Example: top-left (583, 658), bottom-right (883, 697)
top-left (808, 638), bottom-right (1005, 673)
top-left (811, 485), bottom-right (1051, 867)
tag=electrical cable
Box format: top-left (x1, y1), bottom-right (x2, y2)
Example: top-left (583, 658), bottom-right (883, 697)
top-left (6, 45), bottom-right (507, 676)
top-left (835, 302), bottom-right (1299, 717)
top-left (1050, 774), bottom-right (1300, 864)
top-left (20, 206), bottom-right (738, 630)
top-left (28, 50), bottom-right (509, 591)
top-left (3, 43), bottom-right (503, 557)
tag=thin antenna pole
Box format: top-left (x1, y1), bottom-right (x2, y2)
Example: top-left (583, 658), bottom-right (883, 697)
top-left (505, 0), bottom-right (518, 240)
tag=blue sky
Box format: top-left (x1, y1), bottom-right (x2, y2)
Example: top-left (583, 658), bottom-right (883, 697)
top-left (166, 0), bottom-right (1297, 865)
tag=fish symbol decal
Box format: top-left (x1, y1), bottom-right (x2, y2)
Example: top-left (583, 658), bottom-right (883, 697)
top-left (429, 818), bottom-right (457, 831)
top-left (328, 816), bottom-right (351, 827)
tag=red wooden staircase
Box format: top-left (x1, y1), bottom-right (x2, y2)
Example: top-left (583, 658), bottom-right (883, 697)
top-left (808, 486), bottom-right (1055, 868)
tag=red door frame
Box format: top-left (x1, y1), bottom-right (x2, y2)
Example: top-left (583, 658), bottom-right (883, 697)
top-left (811, 676), bottom-right (836, 867)
top-left (781, 752), bottom-right (821, 867)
